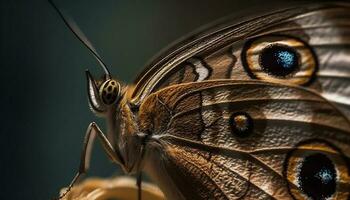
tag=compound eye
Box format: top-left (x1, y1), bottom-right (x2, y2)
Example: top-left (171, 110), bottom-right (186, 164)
top-left (285, 141), bottom-right (350, 200)
top-left (242, 35), bottom-right (317, 85)
top-left (99, 79), bottom-right (121, 105)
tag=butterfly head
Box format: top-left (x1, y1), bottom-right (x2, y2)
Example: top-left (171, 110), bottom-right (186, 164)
top-left (86, 70), bottom-right (123, 116)
top-left (86, 70), bottom-right (144, 173)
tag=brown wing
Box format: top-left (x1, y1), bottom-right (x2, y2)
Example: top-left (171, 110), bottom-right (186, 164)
top-left (129, 3), bottom-right (350, 119)
top-left (138, 80), bottom-right (350, 200)
top-left (130, 5), bottom-right (310, 104)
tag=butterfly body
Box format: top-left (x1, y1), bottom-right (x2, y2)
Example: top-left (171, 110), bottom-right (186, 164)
top-left (52, 1), bottom-right (350, 200)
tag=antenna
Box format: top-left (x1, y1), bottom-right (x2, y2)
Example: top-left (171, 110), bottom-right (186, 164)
top-left (49, 0), bottom-right (111, 78)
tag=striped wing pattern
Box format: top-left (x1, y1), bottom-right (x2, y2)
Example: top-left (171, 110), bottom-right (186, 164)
top-left (138, 81), bottom-right (350, 200)
top-left (129, 3), bottom-right (350, 200)
top-left (131, 3), bottom-right (350, 120)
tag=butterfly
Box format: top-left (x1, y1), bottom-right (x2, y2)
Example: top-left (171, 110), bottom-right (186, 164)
top-left (51, 1), bottom-right (350, 200)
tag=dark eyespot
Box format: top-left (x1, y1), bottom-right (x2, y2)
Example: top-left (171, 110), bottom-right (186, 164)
top-left (241, 35), bottom-right (317, 85)
top-left (230, 112), bottom-right (253, 137)
top-left (285, 140), bottom-right (350, 200)
top-left (259, 44), bottom-right (299, 77)
top-left (299, 153), bottom-right (336, 200)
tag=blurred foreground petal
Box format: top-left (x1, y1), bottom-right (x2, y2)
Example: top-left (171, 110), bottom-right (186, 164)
top-left (60, 176), bottom-right (165, 200)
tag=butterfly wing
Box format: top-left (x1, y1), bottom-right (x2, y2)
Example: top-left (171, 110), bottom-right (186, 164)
top-left (125, 2), bottom-right (350, 200)
top-left (138, 80), bottom-right (350, 200)
top-left (130, 3), bottom-right (350, 119)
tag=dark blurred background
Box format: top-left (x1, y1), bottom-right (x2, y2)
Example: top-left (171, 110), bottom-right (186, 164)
top-left (0, 0), bottom-right (341, 199)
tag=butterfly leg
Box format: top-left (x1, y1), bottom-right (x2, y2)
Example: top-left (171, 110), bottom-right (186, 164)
top-left (59, 122), bottom-right (122, 199)
top-left (137, 171), bottom-right (142, 200)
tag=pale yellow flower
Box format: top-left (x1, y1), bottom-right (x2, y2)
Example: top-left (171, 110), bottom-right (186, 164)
top-left (60, 176), bottom-right (165, 200)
